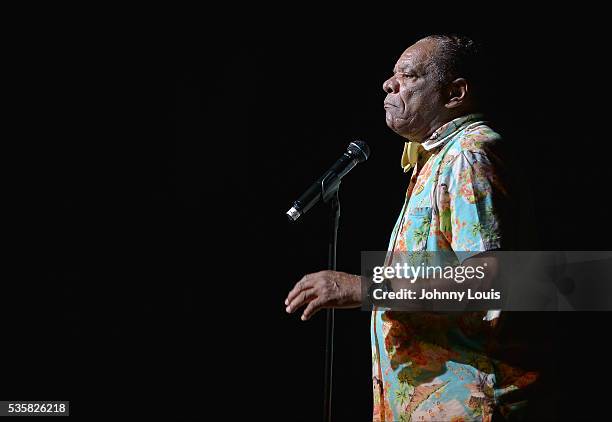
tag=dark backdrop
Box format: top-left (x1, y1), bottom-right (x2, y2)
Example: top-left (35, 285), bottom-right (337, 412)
top-left (12, 11), bottom-right (612, 421)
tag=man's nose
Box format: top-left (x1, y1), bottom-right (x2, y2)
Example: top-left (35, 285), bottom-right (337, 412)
top-left (383, 77), bottom-right (399, 94)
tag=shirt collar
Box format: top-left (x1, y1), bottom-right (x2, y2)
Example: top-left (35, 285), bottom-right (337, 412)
top-left (421, 113), bottom-right (485, 151)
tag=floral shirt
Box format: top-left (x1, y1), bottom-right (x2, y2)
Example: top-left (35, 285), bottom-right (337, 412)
top-left (371, 115), bottom-right (537, 421)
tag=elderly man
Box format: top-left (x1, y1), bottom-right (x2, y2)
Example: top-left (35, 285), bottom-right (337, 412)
top-left (285, 35), bottom-right (538, 421)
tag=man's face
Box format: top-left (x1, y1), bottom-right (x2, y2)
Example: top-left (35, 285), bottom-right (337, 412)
top-left (383, 39), bottom-right (446, 142)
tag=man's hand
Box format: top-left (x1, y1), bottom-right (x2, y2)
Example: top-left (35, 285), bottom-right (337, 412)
top-left (285, 271), bottom-right (362, 321)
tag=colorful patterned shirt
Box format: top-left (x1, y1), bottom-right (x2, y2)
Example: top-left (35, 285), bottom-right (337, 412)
top-left (371, 114), bottom-right (537, 421)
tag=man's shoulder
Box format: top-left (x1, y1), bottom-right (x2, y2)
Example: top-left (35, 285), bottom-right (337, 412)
top-left (450, 123), bottom-right (502, 156)
top-left (437, 123), bottom-right (503, 172)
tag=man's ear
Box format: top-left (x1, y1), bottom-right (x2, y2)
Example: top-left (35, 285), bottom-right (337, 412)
top-left (445, 78), bottom-right (469, 109)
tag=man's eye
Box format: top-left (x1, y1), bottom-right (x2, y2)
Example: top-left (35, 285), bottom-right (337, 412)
top-left (402, 73), bottom-right (415, 78)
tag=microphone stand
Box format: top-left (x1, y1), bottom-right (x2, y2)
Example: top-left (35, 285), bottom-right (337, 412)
top-left (287, 140), bottom-right (369, 422)
top-left (321, 174), bottom-right (340, 422)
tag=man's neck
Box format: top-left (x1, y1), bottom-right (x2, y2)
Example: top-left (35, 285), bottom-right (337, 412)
top-left (420, 111), bottom-right (467, 142)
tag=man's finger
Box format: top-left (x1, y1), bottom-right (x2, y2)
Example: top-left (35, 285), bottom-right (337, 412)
top-left (302, 297), bottom-right (325, 321)
top-left (286, 288), bottom-right (316, 314)
top-left (285, 275), bottom-right (315, 305)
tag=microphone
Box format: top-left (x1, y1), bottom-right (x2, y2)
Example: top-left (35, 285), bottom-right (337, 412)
top-left (286, 140), bottom-right (370, 222)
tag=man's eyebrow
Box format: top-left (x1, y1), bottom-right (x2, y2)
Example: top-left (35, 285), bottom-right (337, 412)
top-left (394, 62), bottom-right (413, 73)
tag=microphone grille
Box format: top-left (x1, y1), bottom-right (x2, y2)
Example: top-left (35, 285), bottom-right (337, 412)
top-left (347, 140), bottom-right (370, 163)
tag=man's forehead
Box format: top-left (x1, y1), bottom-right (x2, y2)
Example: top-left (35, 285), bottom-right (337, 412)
top-left (394, 40), bottom-right (436, 70)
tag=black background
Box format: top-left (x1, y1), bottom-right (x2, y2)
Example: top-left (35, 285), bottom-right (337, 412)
top-left (10, 9), bottom-right (612, 421)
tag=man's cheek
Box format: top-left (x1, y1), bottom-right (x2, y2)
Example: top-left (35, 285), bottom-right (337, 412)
top-left (401, 91), bottom-right (415, 107)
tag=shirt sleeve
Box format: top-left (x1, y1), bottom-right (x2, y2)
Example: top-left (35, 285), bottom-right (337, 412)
top-left (439, 149), bottom-right (504, 261)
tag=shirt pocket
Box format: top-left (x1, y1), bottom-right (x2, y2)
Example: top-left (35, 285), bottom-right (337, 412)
top-left (403, 206), bottom-right (432, 251)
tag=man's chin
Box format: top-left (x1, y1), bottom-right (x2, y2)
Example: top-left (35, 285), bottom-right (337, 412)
top-left (386, 115), bottom-right (414, 139)
top-left (386, 122), bottom-right (412, 140)
top-left (386, 118), bottom-right (422, 143)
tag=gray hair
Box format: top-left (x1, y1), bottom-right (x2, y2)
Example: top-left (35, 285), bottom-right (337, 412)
top-left (422, 34), bottom-right (482, 87)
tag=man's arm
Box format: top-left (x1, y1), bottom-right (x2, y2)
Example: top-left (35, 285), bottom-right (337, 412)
top-left (284, 254), bottom-right (498, 319)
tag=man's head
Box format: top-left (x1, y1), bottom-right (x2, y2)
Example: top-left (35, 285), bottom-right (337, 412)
top-left (383, 34), bottom-right (481, 142)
